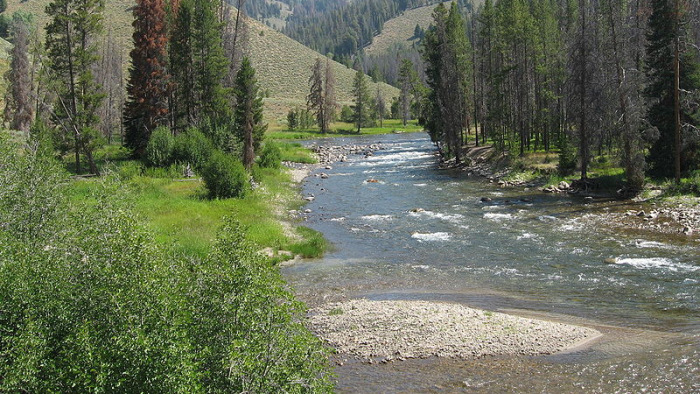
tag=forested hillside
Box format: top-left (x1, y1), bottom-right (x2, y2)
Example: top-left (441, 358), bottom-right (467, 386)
top-left (283, 0), bottom-right (470, 65)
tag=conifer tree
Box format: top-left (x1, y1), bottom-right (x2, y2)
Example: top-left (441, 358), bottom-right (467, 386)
top-left (4, 19), bottom-right (34, 135)
top-left (323, 58), bottom-right (337, 129)
top-left (169, 0), bottom-right (230, 130)
top-left (45, 0), bottom-right (105, 175)
top-left (124, 0), bottom-right (170, 159)
top-left (352, 69), bottom-right (370, 133)
top-left (398, 59), bottom-right (418, 126)
top-left (645, 0), bottom-right (700, 178)
top-left (307, 58), bottom-right (326, 132)
top-left (233, 57), bottom-right (266, 171)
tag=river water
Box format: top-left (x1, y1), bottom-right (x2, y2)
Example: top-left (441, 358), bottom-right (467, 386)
top-left (282, 133), bottom-right (699, 392)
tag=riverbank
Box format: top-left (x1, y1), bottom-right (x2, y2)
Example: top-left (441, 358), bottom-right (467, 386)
top-left (310, 299), bottom-right (601, 364)
top-left (450, 144), bottom-right (700, 238)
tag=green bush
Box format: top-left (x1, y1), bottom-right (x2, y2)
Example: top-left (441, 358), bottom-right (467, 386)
top-left (0, 136), bottom-right (333, 392)
top-left (145, 126), bottom-right (174, 167)
top-left (258, 142), bottom-right (282, 169)
top-left (558, 134), bottom-right (577, 175)
top-left (202, 150), bottom-right (249, 199)
top-left (173, 127), bottom-right (213, 170)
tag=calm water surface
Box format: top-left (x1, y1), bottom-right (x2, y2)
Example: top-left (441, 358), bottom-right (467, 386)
top-left (282, 133), bottom-right (699, 392)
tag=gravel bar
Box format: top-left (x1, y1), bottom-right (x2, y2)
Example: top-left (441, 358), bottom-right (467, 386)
top-left (310, 299), bottom-right (601, 362)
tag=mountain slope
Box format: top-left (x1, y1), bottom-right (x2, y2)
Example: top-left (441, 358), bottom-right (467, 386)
top-left (245, 17), bottom-right (398, 122)
top-left (4, 0), bottom-right (398, 126)
top-left (363, 3), bottom-right (442, 57)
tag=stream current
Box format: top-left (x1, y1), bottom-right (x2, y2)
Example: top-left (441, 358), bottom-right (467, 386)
top-left (282, 133), bottom-right (699, 392)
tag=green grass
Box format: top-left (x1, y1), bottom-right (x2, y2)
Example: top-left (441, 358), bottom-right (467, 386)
top-left (66, 158), bottom-right (327, 260)
top-left (278, 142), bottom-right (318, 163)
top-left (268, 119), bottom-right (423, 140)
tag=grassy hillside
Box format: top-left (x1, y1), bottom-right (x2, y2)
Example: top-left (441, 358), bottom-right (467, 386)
top-left (4, 0), bottom-right (398, 129)
top-left (245, 17), bottom-right (399, 125)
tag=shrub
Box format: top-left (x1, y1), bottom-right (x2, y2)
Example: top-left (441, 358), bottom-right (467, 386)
top-left (340, 105), bottom-right (354, 123)
top-left (258, 142), bottom-right (282, 169)
top-left (0, 137), bottom-right (333, 392)
top-left (201, 150), bottom-right (249, 199)
top-left (172, 127), bottom-right (213, 170)
top-left (558, 135), bottom-right (577, 175)
top-left (145, 126), bottom-right (174, 167)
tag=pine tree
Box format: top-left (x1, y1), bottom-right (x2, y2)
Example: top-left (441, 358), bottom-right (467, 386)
top-left (421, 2), bottom-right (470, 162)
top-left (645, 0), bottom-right (700, 178)
top-left (352, 69), bottom-right (370, 133)
top-left (323, 58), bottom-right (337, 130)
top-left (169, 0), bottom-right (230, 130)
top-left (123, 0), bottom-right (170, 159)
top-left (192, 0), bottom-right (230, 124)
top-left (307, 58), bottom-right (326, 132)
top-left (233, 57), bottom-right (266, 171)
top-left (398, 59), bottom-right (418, 126)
top-left (4, 19), bottom-right (34, 135)
top-left (45, 0), bottom-right (105, 175)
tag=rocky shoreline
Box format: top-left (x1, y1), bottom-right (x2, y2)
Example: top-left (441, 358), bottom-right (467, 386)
top-left (311, 299), bottom-right (601, 364)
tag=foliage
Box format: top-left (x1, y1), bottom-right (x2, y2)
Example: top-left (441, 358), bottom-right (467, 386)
top-left (201, 150), bottom-right (249, 199)
top-left (352, 69), bottom-right (371, 133)
top-left (145, 125), bottom-right (174, 167)
top-left (123, 0), bottom-right (170, 159)
top-left (0, 134), bottom-right (332, 392)
top-left (258, 141), bottom-right (282, 169)
top-left (644, 0), bottom-right (700, 178)
top-left (3, 18), bottom-right (34, 134)
top-left (233, 57), bottom-right (266, 170)
top-left (172, 127), bottom-right (212, 170)
top-left (45, 0), bottom-right (106, 175)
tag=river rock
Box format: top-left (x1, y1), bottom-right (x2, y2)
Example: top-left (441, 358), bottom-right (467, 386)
top-left (558, 181), bottom-right (571, 190)
top-left (481, 197), bottom-right (492, 203)
top-left (603, 258), bottom-right (617, 265)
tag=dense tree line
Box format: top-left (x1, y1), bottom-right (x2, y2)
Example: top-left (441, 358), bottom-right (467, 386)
top-left (421, 0), bottom-right (700, 189)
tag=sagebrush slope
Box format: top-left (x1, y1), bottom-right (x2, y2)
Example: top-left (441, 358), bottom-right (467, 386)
top-left (4, 0), bottom-right (398, 126)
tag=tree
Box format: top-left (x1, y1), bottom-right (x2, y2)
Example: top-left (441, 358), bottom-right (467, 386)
top-left (645, 0), bottom-right (700, 178)
top-left (375, 87), bottom-right (386, 128)
top-left (398, 59), bottom-right (418, 126)
top-left (307, 57), bottom-right (336, 134)
top-left (307, 58), bottom-right (326, 132)
top-left (96, 31), bottom-right (124, 145)
top-left (123, 0), bottom-right (170, 159)
top-left (4, 18), bottom-right (34, 135)
top-left (45, 0), bottom-right (105, 175)
top-left (421, 3), bottom-right (470, 162)
top-left (233, 57), bottom-right (266, 171)
top-left (169, 0), bottom-right (230, 130)
top-left (323, 57), bottom-right (337, 129)
top-left (352, 69), bottom-right (370, 133)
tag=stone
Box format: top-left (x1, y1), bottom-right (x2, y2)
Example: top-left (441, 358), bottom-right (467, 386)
top-left (558, 181), bottom-right (570, 190)
top-left (410, 208), bottom-right (425, 213)
top-left (603, 258), bottom-right (617, 265)
top-left (480, 197), bottom-right (492, 203)
top-left (637, 210), bottom-right (646, 217)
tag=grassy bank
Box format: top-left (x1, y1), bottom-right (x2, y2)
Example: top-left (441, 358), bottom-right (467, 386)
top-left (471, 144), bottom-right (700, 198)
top-left (66, 154), bottom-right (325, 261)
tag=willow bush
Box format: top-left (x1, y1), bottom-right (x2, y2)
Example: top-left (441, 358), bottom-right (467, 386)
top-left (0, 135), bottom-right (332, 392)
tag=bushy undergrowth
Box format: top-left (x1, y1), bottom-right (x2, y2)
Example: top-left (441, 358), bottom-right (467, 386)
top-left (0, 135), bottom-right (332, 392)
top-left (145, 126), bottom-right (175, 167)
top-left (258, 141), bottom-right (282, 169)
top-left (172, 127), bottom-right (213, 170)
top-left (202, 150), bottom-right (250, 199)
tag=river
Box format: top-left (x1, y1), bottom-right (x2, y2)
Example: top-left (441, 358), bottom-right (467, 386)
top-left (282, 133), bottom-right (699, 392)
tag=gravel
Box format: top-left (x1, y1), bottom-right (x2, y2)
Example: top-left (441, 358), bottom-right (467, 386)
top-left (310, 299), bottom-right (601, 363)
